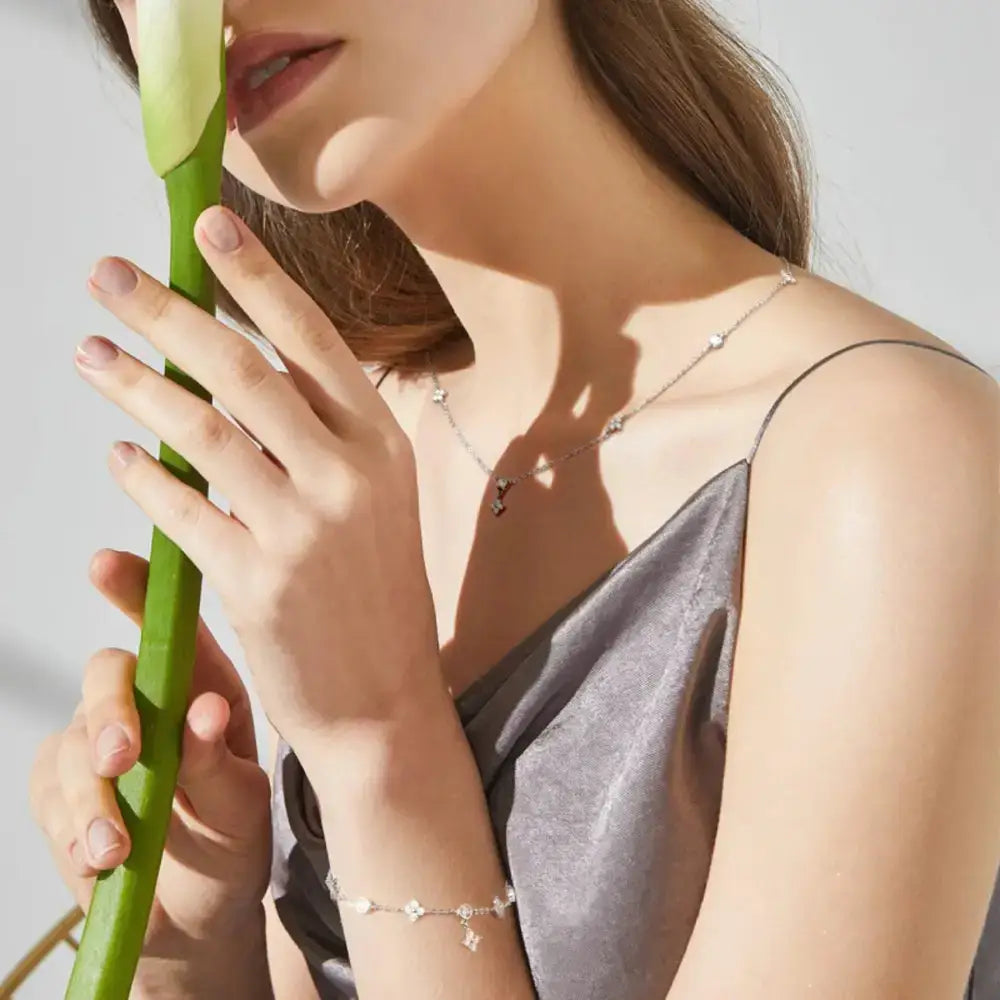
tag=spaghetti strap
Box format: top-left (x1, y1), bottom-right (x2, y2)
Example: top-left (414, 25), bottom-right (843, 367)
top-left (746, 338), bottom-right (993, 465)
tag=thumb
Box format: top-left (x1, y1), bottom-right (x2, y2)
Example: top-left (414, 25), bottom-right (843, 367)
top-left (176, 692), bottom-right (270, 842)
top-left (91, 549), bottom-right (258, 761)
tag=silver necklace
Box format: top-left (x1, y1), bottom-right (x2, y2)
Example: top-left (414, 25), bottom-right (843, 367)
top-left (427, 258), bottom-right (797, 517)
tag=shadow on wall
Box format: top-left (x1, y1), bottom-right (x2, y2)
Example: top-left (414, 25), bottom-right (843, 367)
top-left (0, 634), bottom-right (80, 725)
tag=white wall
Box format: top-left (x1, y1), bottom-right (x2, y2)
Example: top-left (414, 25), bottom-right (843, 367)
top-left (2, 0), bottom-right (997, 994)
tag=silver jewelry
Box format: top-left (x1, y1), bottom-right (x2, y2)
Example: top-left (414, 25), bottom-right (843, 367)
top-left (325, 871), bottom-right (517, 953)
top-left (427, 258), bottom-right (797, 516)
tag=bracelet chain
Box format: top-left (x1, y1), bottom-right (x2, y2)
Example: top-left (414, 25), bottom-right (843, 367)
top-left (325, 871), bottom-right (517, 953)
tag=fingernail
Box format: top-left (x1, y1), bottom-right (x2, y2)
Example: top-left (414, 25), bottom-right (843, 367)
top-left (89, 258), bottom-right (138, 296)
top-left (198, 207), bottom-right (242, 252)
top-left (96, 723), bottom-right (130, 763)
top-left (87, 818), bottom-right (124, 860)
top-left (110, 442), bottom-right (138, 469)
top-left (75, 335), bottom-right (119, 369)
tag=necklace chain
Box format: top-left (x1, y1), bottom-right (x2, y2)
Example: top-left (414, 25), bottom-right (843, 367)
top-left (426, 258), bottom-right (797, 517)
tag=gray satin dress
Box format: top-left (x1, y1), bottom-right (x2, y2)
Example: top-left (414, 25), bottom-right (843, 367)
top-left (270, 338), bottom-right (1000, 1000)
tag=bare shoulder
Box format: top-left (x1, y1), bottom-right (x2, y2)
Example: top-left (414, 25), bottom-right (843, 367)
top-left (746, 263), bottom-right (999, 477)
top-left (741, 263), bottom-right (1000, 644)
top-left (666, 270), bottom-right (1000, 996)
top-left (768, 260), bottom-right (995, 383)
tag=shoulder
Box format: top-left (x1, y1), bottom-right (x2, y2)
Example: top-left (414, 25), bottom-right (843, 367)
top-left (668, 273), bottom-right (1000, 996)
top-left (735, 272), bottom-right (1000, 734)
top-left (743, 266), bottom-right (999, 548)
top-left (737, 267), bottom-right (1000, 738)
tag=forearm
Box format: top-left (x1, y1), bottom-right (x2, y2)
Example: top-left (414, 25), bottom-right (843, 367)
top-left (298, 681), bottom-right (537, 1000)
top-left (133, 903), bottom-right (275, 1000)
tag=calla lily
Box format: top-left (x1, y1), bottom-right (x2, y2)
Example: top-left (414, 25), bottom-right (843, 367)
top-left (66, 3), bottom-right (226, 997)
top-left (137, 0), bottom-right (225, 177)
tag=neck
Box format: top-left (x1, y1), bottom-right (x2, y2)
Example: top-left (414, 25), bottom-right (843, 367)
top-left (372, 6), bottom-right (779, 429)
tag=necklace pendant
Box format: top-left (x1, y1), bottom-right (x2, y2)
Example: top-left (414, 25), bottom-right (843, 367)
top-left (491, 477), bottom-right (512, 517)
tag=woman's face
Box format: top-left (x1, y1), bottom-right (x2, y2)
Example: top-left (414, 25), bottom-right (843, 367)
top-left (113, 0), bottom-right (541, 213)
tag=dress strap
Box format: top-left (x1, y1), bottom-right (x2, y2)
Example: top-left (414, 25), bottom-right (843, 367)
top-left (746, 338), bottom-right (993, 466)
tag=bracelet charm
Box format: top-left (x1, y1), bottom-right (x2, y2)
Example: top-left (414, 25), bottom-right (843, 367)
top-left (325, 872), bottom-right (517, 952)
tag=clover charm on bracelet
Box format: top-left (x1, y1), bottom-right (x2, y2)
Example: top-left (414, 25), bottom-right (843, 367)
top-left (325, 871), bottom-right (517, 952)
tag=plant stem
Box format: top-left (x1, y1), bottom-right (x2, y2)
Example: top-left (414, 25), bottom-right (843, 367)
top-left (64, 51), bottom-right (227, 1000)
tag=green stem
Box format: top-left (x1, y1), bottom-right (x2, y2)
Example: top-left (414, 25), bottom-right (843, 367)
top-left (65, 52), bottom-right (227, 1000)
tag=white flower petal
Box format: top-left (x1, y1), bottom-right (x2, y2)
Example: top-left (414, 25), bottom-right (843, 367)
top-left (136, 0), bottom-right (224, 176)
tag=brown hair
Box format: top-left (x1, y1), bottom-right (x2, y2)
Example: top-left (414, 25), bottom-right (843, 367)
top-left (85, 0), bottom-right (814, 375)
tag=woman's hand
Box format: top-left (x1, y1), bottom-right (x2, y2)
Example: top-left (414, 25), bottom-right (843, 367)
top-left (28, 548), bottom-right (271, 957)
top-left (74, 205), bottom-right (444, 761)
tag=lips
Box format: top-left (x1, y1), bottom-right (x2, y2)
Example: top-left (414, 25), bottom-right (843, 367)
top-left (225, 32), bottom-right (342, 127)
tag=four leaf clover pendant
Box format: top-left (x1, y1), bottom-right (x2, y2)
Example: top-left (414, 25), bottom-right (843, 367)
top-left (491, 477), bottom-right (513, 517)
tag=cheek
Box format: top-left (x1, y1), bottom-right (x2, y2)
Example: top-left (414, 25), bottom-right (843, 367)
top-left (213, 0), bottom-right (542, 212)
top-left (374, 0), bottom-right (540, 113)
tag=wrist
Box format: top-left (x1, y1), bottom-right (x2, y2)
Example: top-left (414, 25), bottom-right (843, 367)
top-left (133, 903), bottom-right (273, 1000)
top-left (301, 689), bottom-right (481, 844)
top-left (292, 663), bottom-right (461, 795)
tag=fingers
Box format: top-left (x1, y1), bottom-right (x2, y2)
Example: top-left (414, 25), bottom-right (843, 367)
top-left (29, 691), bottom-right (269, 917)
top-left (81, 647), bottom-right (140, 778)
top-left (30, 693), bottom-right (265, 879)
top-left (88, 547), bottom-right (148, 627)
top-left (176, 692), bottom-right (271, 841)
top-left (88, 547), bottom-right (258, 761)
top-left (29, 733), bottom-right (97, 911)
top-left (225, 394), bottom-right (290, 474)
top-left (191, 206), bottom-right (378, 437)
top-left (103, 440), bottom-right (254, 596)
top-left (224, 399), bottom-right (289, 533)
top-left (74, 338), bottom-right (291, 540)
top-left (29, 734), bottom-right (75, 859)
top-left (83, 254), bottom-right (333, 483)
top-left (55, 715), bottom-right (131, 871)
top-left (185, 638), bottom-right (259, 763)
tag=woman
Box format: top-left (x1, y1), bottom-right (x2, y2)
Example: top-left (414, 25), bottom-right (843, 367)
top-left (28, 0), bottom-right (1000, 997)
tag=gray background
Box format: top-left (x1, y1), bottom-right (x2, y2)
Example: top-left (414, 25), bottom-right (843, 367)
top-left (2, 0), bottom-right (997, 994)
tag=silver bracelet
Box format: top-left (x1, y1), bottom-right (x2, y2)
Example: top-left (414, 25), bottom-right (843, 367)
top-left (324, 871), bottom-right (517, 952)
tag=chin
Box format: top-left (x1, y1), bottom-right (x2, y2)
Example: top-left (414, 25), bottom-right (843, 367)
top-left (223, 113), bottom-right (429, 216)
